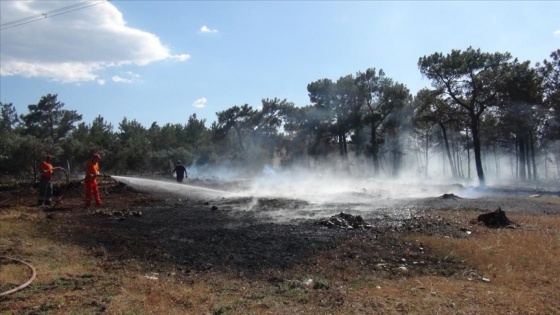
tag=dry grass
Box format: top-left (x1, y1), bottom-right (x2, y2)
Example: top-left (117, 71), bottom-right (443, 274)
top-left (410, 211), bottom-right (560, 314)
top-left (1, 206), bottom-right (560, 315)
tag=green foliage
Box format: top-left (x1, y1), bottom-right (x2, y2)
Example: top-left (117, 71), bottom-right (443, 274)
top-left (0, 102), bottom-right (20, 133)
top-left (214, 99), bottom-right (294, 171)
top-left (0, 133), bottom-right (50, 180)
top-left (148, 150), bottom-right (172, 175)
top-left (185, 113), bottom-right (207, 152)
top-left (216, 104), bottom-right (254, 155)
top-left (418, 47), bottom-right (513, 185)
top-left (195, 146), bottom-right (219, 167)
top-left (169, 147), bottom-right (194, 167)
top-left (1, 48), bottom-right (559, 182)
top-left (539, 49), bottom-right (560, 140)
top-left (353, 68), bottom-right (411, 175)
top-left (20, 93), bottom-right (82, 142)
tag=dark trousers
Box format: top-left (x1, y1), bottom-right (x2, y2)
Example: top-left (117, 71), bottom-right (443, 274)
top-left (38, 177), bottom-right (53, 205)
top-left (176, 176), bottom-right (184, 183)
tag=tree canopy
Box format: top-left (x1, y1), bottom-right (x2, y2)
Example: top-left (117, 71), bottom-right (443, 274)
top-left (1, 48), bottom-right (559, 186)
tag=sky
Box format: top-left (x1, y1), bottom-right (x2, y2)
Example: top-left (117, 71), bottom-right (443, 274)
top-left (1, 0), bottom-right (559, 130)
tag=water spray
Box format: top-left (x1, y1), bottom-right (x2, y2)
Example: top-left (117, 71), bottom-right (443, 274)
top-left (110, 176), bottom-right (237, 199)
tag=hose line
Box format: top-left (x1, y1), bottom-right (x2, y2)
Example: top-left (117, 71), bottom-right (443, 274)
top-left (0, 256), bottom-right (37, 297)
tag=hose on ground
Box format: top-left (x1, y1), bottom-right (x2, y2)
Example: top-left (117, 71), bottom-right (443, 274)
top-left (0, 256), bottom-right (37, 297)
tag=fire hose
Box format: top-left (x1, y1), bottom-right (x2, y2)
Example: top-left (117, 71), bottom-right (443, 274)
top-left (0, 256), bottom-right (37, 297)
top-left (0, 168), bottom-right (70, 207)
top-left (50, 173), bottom-right (113, 209)
top-left (58, 167), bottom-right (70, 186)
top-left (51, 178), bottom-right (84, 209)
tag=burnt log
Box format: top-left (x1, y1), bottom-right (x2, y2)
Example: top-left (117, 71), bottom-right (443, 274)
top-left (477, 207), bottom-right (514, 228)
top-left (316, 212), bottom-right (372, 229)
top-left (441, 193), bottom-right (462, 200)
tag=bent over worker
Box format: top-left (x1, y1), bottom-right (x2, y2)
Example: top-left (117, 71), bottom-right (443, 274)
top-left (84, 153), bottom-right (102, 206)
top-left (38, 154), bottom-right (63, 206)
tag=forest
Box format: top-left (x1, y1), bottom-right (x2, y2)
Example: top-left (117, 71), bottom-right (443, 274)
top-left (1, 47), bottom-right (559, 187)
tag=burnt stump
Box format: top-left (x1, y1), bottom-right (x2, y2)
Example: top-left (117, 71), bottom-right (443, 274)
top-left (477, 207), bottom-right (515, 228)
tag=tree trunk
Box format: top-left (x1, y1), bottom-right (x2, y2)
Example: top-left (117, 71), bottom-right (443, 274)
top-left (371, 124), bottom-right (379, 176)
top-left (544, 147), bottom-right (548, 179)
top-left (451, 135), bottom-right (458, 177)
top-left (343, 136), bottom-right (347, 157)
top-left (515, 141), bottom-right (519, 179)
top-left (470, 117), bottom-right (485, 186)
top-left (425, 131), bottom-right (429, 178)
top-left (530, 131), bottom-right (537, 180)
top-left (493, 142), bottom-right (500, 179)
top-left (391, 137), bottom-right (401, 177)
top-left (453, 136), bottom-right (462, 178)
top-left (557, 154), bottom-right (560, 178)
top-left (442, 144), bottom-right (446, 177)
top-left (483, 146), bottom-right (488, 181)
top-left (342, 133), bottom-right (350, 174)
top-left (457, 142), bottom-right (464, 178)
top-left (338, 133), bottom-right (344, 157)
top-left (466, 127), bottom-right (471, 180)
top-left (439, 123), bottom-right (456, 178)
top-left (234, 125), bottom-right (245, 154)
top-left (354, 128), bottom-right (363, 157)
top-left (526, 137), bottom-right (532, 180)
top-left (518, 136), bottom-right (527, 181)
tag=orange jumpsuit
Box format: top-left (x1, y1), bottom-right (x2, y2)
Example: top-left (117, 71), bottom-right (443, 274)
top-left (38, 161), bottom-right (54, 205)
top-left (84, 160), bottom-right (101, 206)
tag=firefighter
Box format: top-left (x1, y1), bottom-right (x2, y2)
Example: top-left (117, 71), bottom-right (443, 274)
top-left (84, 153), bottom-right (102, 206)
top-left (37, 154), bottom-right (63, 206)
top-left (172, 160), bottom-right (188, 183)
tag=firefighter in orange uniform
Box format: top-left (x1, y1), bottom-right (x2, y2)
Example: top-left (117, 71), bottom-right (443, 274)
top-left (38, 154), bottom-right (63, 206)
top-left (84, 153), bottom-right (102, 206)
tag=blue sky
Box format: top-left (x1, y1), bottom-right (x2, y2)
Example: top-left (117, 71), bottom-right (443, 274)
top-left (1, 1), bottom-right (559, 129)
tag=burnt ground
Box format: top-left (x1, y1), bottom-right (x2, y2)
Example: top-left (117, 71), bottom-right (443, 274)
top-left (1, 177), bottom-right (559, 280)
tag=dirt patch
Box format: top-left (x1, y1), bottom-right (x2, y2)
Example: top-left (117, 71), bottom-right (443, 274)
top-left (2, 178), bottom-right (559, 279)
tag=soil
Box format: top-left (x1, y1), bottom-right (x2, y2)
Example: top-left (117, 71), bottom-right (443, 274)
top-left (1, 176), bottom-right (559, 280)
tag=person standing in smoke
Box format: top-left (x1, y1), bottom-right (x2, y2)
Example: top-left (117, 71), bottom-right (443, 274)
top-left (172, 160), bottom-right (188, 183)
top-left (84, 153), bottom-right (103, 207)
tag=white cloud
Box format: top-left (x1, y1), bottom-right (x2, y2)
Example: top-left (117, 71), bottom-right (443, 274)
top-left (112, 76), bottom-right (132, 83)
top-left (112, 71), bottom-right (140, 83)
top-left (200, 25), bottom-right (218, 33)
top-left (555, 29), bottom-right (560, 36)
top-left (172, 54), bottom-right (191, 61)
top-left (192, 97), bottom-right (207, 108)
top-left (0, 1), bottom-right (190, 83)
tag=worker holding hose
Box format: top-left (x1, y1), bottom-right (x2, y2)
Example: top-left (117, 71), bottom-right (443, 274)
top-left (84, 153), bottom-right (102, 207)
top-left (37, 154), bottom-right (64, 206)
